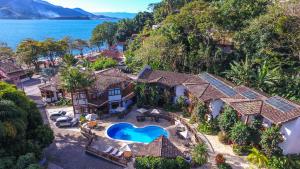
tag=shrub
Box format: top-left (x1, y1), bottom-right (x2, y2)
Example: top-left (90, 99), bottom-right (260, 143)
top-left (232, 144), bottom-right (252, 156)
top-left (192, 143), bottom-right (208, 166)
top-left (192, 101), bottom-right (207, 123)
top-left (198, 121), bottom-right (213, 135)
top-left (230, 121), bottom-right (251, 146)
top-left (217, 163), bottom-right (232, 169)
top-left (215, 154), bottom-right (225, 165)
top-left (260, 126), bottom-right (283, 157)
top-left (15, 153), bottom-right (37, 169)
top-left (247, 148), bottom-right (268, 168)
top-left (135, 156), bottom-right (190, 169)
top-left (91, 57), bottom-right (117, 70)
top-left (217, 106), bottom-right (238, 133)
top-left (25, 164), bottom-right (43, 169)
top-left (198, 118), bottom-right (219, 135)
top-left (218, 131), bottom-right (229, 144)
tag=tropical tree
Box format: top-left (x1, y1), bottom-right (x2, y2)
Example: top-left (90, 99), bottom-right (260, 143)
top-left (192, 143), bottom-right (209, 166)
top-left (260, 126), bottom-right (283, 157)
top-left (218, 105), bottom-right (238, 133)
top-left (0, 82), bottom-right (53, 168)
top-left (225, 57), bottom-right (254, 86)
top-left (0, 42), bottom-right (14, 60)
top-left (247, 148), bottom-right (269, 168)
top-left (62, 54), bottom-right (77, 67)
top-left (254, 61), bottom-right (280, 92)
top-left (72, 39), bottom-right (88, 56)
top-left (60, 66), bottom-right (95, 93)
top-left (230, 121), bottom-right (251, 146)
top-left (16, 39), bottom-right (43, 71)
top-left (91, 22), bottom-right (117, 49)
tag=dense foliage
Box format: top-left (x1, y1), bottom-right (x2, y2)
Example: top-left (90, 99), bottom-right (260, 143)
top-left (230, 121), bottom-right (251, 146)
top-left (135, 156), bottom-right (190, 169)
top-left (121, 0), bottom-right (300, 102)
top-left (192, 143), bottom-right (208, 166)
top-left (0, 82), bottom-right (54, 169)
top-left (91, 57), bottom-right (117, 71)
top-left (217, 106), bottom-right (238, 133)
top-left (260, 126), bottom-right (283, 157)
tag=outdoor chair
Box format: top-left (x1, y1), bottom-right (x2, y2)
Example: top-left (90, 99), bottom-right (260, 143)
top-left (115, 150), bottom-right (124, 157)
top-left (103, 146), bottom-right (113, 153)
top-left (110, 148), bottom-right (119, 156)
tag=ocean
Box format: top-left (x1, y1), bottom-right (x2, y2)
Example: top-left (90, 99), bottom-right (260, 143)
top-left (0, 19), bottom-right (117, 50)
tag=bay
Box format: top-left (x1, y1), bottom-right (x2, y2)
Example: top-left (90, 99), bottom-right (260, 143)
top-left (0, 19), bottom-right (116, 50)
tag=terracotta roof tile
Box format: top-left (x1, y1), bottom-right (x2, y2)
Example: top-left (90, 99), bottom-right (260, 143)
top-left (94, 68), bottom-right (131, 91)
top-left (261, 96), bottom-right (300, 124)
top-left (136, 136), bottom-right (183, 158)
top-left (221, 98), bottom-right (263, 115)
top-left (138, 69), bottom-right (200, 87)
top-left (200, 84), bottom-right (227, 102)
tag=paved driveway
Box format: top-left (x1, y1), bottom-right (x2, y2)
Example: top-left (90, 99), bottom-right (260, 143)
top-left (23, 76), bottom-right (123, 169)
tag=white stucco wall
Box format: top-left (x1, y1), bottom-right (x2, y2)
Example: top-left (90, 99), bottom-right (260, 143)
top-left (210, 99), bottom-right (224, 118)
top-left (174, 85), bottom-right (187, 103)
top-left (279, 117), bottom-right (300, 155)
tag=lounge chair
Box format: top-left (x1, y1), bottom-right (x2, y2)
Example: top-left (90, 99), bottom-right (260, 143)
top-left (110, 148), bottom-right (118, 156)
top-left (115, 150), bottom-right (124, 157)
top-left (103, 146), bottom-right (113, 153)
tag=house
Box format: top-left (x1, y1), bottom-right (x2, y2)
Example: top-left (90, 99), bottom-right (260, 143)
top-left (0, 59), bottom-right (29, 85)
top-left (134, 136), bottom-right (184, 158)
top-left (137, 67), bottom-right (300, 154)
top-left (137, 66), bottom-right (203, 105)
top-left (72, 68), bottom-right (135, 116)
top-left (39, 75), bottom-right (68, 103)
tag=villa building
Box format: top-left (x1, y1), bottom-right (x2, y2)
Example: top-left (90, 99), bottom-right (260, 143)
top-left (137, 66), bottom-right (300, 155)
top-left (72, 68), bottom-right (135, 116)
top-left (39, 75), bottom-right (68, 103)
top-left (0, 59), bottom-right (29, 86)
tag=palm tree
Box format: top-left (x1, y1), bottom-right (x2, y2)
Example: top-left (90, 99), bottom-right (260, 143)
top-left (60, 66), bottom-right (95, 113)
top-left (255, 61), bottom-right (280, 91)
top-left (224, 57), bottom-right (254, 86)
top-left (247, 148), bottom-right (268, 168)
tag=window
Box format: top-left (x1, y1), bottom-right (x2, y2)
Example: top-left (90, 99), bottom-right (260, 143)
top-left (108, 88), bottom-right (121, 96)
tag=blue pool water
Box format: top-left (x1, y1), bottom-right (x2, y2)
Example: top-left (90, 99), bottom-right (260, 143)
top-left (107, 123), bottom-right (168, 144)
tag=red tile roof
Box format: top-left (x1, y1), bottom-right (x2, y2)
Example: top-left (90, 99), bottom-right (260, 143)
top-left (138, 69), bottom-right (203, 87)
top-left (136, 136), bottom-right (183, 158)
top-left (101, 49), bottom-right (124, 61)
top-left (93, 68), bottom-right (131, 91)
top-left (221, 98), bottom-right (263, 115)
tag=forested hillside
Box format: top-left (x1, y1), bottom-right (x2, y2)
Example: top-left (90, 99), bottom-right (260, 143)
top-left (121, 0), bottom-right (300, 102)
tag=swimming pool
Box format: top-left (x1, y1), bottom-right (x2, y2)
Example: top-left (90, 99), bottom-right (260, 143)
top-left (106, 123), bottom-right (168, 144)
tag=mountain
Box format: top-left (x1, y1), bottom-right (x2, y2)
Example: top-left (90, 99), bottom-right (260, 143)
top-left (94, 12), bottom-right (137, 19)
top-left (0, 0), bottom-right (115, 20)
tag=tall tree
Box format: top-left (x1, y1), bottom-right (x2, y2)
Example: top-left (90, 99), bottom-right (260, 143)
top-left (91, 22), bottom-right (117, 50)
top-left (72, 39), bottom-right (88, 56)
top-left (16, 39), bottom-right (42, 71)
top-left (0, 42), bottom-right (14, 60)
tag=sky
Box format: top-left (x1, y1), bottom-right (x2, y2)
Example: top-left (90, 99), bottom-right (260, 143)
top-left (45, 0), bottom-right (162, 13)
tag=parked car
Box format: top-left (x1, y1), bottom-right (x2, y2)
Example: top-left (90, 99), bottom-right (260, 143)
top-left (55, 116), bottom-right (79, 128)
top-left (50, 111), bottom-right (67, 121)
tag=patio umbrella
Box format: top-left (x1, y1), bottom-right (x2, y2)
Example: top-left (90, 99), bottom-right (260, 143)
top-left (85, 113), bottom-right (98, 121)
top-left (179, 130), bottom-right (190, 139)
top-left (121, 144), bottom-right (132, 158)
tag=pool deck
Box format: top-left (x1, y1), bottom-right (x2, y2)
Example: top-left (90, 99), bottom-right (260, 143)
top-left (89, 108), bottom-right (197, 157)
